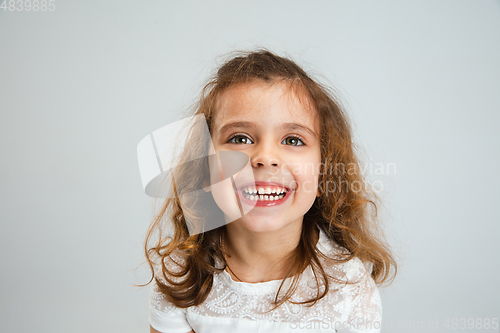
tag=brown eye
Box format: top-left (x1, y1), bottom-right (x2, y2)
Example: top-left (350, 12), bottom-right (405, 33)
top-left (228, 134), bottom-right (253, 145)
top-left (283, 136), bottom-right (305, 146)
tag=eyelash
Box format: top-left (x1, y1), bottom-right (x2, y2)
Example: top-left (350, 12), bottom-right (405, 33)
top-left (227, 134), bottom-right (306, 146)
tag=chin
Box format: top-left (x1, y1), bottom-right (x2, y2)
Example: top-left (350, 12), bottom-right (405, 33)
top-left (237, 217), bottom-right (287, 234)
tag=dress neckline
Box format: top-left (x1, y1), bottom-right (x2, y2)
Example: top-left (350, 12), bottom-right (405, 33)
top-left (217, 226), bottom-right (333, 295)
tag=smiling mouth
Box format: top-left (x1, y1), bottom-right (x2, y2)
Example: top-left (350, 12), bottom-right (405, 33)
top-left (237, 185), bottom-right (291, 202)
top-left (241, 190), bottom-right (286, 201)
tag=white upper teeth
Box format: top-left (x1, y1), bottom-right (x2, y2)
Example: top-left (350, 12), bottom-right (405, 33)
top-left (241, 186), bottom-right (286, 195)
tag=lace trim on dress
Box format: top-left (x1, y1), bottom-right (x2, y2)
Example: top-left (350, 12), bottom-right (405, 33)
top-left (150, 227), bottom-right (382, 326)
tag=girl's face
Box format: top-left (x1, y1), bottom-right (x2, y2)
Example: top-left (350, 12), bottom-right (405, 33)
top-left (210, 80), bottom-right (321, 234)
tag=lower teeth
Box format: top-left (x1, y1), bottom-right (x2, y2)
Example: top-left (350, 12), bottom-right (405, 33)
top-left (242, 192), bottom-right (285, 201)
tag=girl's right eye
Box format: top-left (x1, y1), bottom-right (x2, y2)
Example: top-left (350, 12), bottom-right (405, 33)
top-left (227, 134), bottom-right (253, 145)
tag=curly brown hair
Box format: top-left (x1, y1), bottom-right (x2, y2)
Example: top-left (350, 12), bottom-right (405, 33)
top-left (141, 48), bottom-right (397, 311)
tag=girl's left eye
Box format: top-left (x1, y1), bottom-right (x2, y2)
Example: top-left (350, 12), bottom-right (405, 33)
top-left (282, 135), bottom-right (305, 146)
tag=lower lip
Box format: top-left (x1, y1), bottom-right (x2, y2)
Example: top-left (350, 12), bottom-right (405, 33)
top-left (236, 189), bottom-right (292, 207)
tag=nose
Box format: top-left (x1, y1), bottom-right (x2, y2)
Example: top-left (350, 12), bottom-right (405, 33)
top-left (250, 140), bottom-right (280, 169)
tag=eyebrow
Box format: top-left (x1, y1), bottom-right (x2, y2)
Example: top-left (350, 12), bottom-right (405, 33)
top-left (218, 121), bottom-right (318, 139)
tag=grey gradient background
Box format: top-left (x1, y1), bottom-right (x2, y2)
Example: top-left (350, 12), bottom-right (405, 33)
top-left (1, 1), bottom-right (499, 332)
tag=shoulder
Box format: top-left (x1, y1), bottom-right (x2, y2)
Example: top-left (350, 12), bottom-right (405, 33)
top-left (316, 235), bottom-right (382, 330)
top-left (316, 232), bottom-right (382, 329)
top-left (149, 250), bottom-right (189, 310)
top-left (316, 228), bottom-right (373, 284)
top-left (339, 258), bottom-right (382, 330)
top-left (149, 279), bottom-right (193, 332)
top-left (149, 251), bottom-right (194, 332)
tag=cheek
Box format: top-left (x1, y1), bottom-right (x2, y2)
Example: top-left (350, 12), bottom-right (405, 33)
top-left (291, 159), bottom-right (321, 195)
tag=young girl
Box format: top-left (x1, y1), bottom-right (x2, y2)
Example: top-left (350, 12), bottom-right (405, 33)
top-left (143, 49), bottom-right (397, 333)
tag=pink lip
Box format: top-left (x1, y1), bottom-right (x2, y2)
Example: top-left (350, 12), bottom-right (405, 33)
top-left (235, 181), bottom-right (294, 207)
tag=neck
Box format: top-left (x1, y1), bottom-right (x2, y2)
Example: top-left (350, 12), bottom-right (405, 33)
top-left (222, 222), bottom-right (303, 283)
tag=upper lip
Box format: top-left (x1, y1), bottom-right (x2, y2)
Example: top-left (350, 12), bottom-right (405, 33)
top-left (237, 181), bottom-right (293, 191)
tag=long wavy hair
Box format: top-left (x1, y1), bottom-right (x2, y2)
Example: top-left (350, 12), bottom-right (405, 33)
top-left (141, 48), bottom-right (397, 311)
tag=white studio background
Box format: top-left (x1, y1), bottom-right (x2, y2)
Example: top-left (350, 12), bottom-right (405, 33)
top-left (1, 1), bottom-right (499, 332)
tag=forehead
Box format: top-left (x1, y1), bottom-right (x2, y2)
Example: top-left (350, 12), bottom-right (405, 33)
top-left (213, 80), bottom-right (319, 133)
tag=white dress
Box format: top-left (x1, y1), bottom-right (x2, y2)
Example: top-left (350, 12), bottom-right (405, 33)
top-left (149, 227), bottom-right (382, 333)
